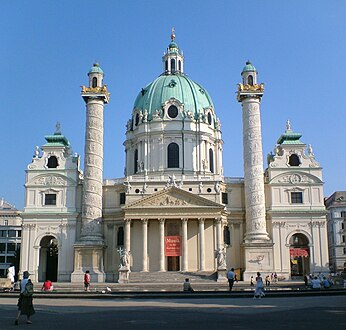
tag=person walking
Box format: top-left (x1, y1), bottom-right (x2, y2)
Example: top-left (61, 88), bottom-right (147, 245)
top-left (253, 272), bottom-right (265, 299)
top-left (15, 271), bottom-right (35, 325)
top-left (265, 275), bottom-right (271, 286)
top-left (84, 270), bottom-right (91, 291)
top-left (227, 268), bottom-right (235, 291)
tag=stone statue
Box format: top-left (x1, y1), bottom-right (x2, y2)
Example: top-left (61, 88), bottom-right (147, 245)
top-left (123, 180), bottom-right (132, 194)
top-left (286, 120), bottom-right (291, 131)
top-left (216, 247), bottom-right (227, 269)
top-left (143, 110), bottom-right (148, 122)
top-left (214, 182), bottom-right (221, 193)
top-left (118, 247), bottom-right (130, 269)
top-left (198, 181), bottom-right (203, 193)
top-left (307, 144), bottom-right (314, 157)
top-left (166, 174), bottom-right (177, 188)
top-left (34, 146), bottom-right (40, 158)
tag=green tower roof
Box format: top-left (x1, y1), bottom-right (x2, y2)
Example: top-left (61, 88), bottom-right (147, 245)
top-left (277, 121), bottom-right (304, 145)
top-left (242, 61), bottom-right (256, 73)
top-left (88, 63), bottom-right (104, 75)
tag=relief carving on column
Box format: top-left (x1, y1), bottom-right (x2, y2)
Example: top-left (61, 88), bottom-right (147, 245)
top-left (81, 219), bottom-right (102, 236)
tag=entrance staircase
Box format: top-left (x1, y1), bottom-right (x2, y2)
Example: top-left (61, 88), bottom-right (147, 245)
top-left (129, 271), bottom-right (217, 283)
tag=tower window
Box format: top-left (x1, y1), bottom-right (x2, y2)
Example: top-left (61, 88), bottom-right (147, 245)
top-left (291, 192), bottom-right (303, 204)
top-left (248, 75), bottom-right (253, 85)
top-left (92, 77), bottom-right (98, 88)
top-left (288, 154), bottom-right (300, 166)
top-left (47, 156), bottom-right (58, 168)
top-left (120, 192), bottom-right (126, 205)
top-left (165, 60), bottom-right (168, 71)
top-left (167, 143), bottom-right (179, 168)
top-left (209, 148), bottom-right (214, 173)
top-left (171, 59), bottom-right (176, 72)
top-left (168, 105), bottom-right (178, 118)
top-left (135, 113), bottom-right (140, 126)
top-left (178, 60), bottom-right (181, 71)
top-left (117, 227), bottom-right (124, 247)
top-left (134, 149), bottom-right (138, 174)
top-left (224, 226), bottom-right (231, 245)
top-left (44, 193), bottom-right (57, 206)
top-left (207, 112), bottom-right (212, 125)
top-left (222, 192), bottom-right (228, 204)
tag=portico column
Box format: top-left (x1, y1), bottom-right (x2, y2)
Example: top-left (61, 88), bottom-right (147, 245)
top-left (199, 218), bottom-right (205, 271)
top-left (215, 218), bottom-right (222, 250)
top-left (141, 218), bottom-right (148, 272)
top-left (124, 219), bottom-right (131, 252)
top-left (158, 218), bottom-right (165, 271)
top-left (181, 218), bottom-right (188, 271)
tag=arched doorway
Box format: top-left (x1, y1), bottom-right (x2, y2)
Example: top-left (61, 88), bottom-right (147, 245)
top-left (38, 236), bottom-right (58, 282)
top-left (289, 233), bottom-right (310, 278)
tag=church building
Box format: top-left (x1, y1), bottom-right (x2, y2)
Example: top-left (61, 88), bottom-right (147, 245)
top-left (19, 31), bottom-right (329, 283)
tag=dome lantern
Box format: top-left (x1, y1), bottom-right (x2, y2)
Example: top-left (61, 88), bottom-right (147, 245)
top-left (162, 28), bottom-right (184, 75)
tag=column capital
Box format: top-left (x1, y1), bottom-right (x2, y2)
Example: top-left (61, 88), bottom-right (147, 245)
top-left (214, 217), bottom-right (222, 224)
top-left (181, 218), bottom-right (188, 223)
top-left (158, 218), bottom-right (166, 224)
top-left (198, 218), bottom-right (205, 224)
top-left (141, 218), bottom-right (148, 224)
top-left (124, 218), bottom-right (131, 225)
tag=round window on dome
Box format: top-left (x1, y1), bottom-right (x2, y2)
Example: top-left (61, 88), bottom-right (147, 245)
top-left (168, 105), bottom-right (178, 119)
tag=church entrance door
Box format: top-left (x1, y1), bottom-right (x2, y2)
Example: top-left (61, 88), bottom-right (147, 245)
top-left (289, 233), bottom-right (310, 278)
top-left (167, 256), bottom-right (180, 271)
top-left (38, 236), bottom-right (58, 282)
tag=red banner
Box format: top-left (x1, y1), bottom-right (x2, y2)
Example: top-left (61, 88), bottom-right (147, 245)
top-left (290, 248), bottom-right (309, 258)
top-left (165, 236), bottom-right (182, 256)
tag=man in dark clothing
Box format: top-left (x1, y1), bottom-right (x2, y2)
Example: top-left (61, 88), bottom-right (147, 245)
top-left (227, 268), bottom-right (235, 291)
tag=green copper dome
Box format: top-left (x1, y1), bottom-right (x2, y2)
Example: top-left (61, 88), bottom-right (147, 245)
top-left (242, 61), bottom-right (256, 73)
top-left (88, 63), bottom-right (104, 75)
top-left (133, 74), bottom-right (214, 119)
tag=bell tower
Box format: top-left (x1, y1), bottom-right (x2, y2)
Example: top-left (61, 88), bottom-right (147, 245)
top-left (237, 61), bottom-right (273, 280)
top-left (71, 63), bottom-right (110, 283)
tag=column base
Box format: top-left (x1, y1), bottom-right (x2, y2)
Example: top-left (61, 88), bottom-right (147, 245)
top-left (242, 241), bottom-right (274, 282)
top-left (71, 243), bottom-right (106, 283)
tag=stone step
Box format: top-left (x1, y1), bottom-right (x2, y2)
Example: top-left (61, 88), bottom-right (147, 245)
top-left (129, 271), bottom-right (217, 283)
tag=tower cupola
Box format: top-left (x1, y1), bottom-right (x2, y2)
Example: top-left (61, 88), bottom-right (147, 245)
top-left (241, 60), bottom-right (257, 85)
top-left (162, 28), bottom-right (184, 74)
top-left (88, 63), bottom-right (104, 88)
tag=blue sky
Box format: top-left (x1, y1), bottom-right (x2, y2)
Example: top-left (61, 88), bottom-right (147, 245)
top-left (1, 0), bottom-right (345, 209)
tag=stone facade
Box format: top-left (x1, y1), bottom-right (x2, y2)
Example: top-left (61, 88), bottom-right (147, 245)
top-left (19, 36), bottom-right (329, 283)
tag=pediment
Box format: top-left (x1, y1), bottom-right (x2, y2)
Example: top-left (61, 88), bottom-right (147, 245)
top-left (124, 186), bottom-right (224, 209)
top-left (269, 172), bottom-right (322, 185)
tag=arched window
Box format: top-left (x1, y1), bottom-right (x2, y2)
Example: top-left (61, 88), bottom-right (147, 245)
top-left (178, 60), bottom-right (181, 71)
top-left (47, 156), bottom-right (58, 168)
top-left (135, 113), bottom-right (140, 126)
top-left (117, 227), bottom-right (124, 246)
top-left (170, 59), bottom-right (176, 72)
top-left (167, 143), bottom-right (179, 168)
top-left (165, 60), bottom-right (168, 71)
top-left (92, 77), bottom-right (98, 88)
top-left (207, 112), bottom-right (212, 125)
top-left (134, 149), bottom-right (138, 174)
top-left (289, 154), bottom-right (300, 166)
top-left (248, 75), bottom-right (253, 86)
top-left (209, 148), bottom-right (214, 173)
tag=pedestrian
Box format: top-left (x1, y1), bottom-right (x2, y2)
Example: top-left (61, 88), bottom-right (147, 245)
top-left (183, 278), bottom-right (194, 292)
top-left (253, 272), bottom-right (265, 299)
top-left (15, 271), bottom-right (35, 325)
top-left (265, 275), bottom-right (270, 286)
top-left (84, 270), bottom-right (90, 291)
top-left (227, 268), bottom-right (235, 291)
top-left (41, 279), bottom-right (54, 292)
top-left (250, 276), bottom-right (254, 286)
top-left (311, 276), bottom-right (321, 289)
top-left (274, 272), bottom-right (278, 283)
top-left (304, 273), bottom-right (309, 287)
